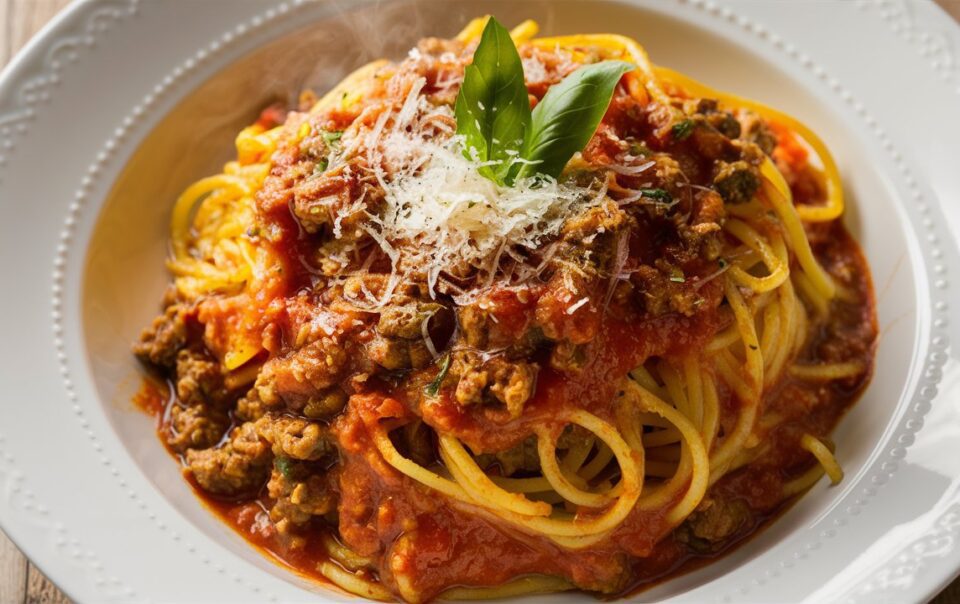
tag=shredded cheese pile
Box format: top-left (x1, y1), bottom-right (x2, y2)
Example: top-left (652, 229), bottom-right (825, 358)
top-left (333, 77), bottom-right (606, 302)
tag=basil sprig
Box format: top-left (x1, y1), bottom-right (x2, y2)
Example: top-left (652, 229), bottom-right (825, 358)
top-left (454, 17), bottom-right (531, 184)
top-left (455, 17), bottom-right (633, 185)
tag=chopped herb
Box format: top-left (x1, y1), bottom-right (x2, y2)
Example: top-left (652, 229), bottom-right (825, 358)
top-left (313, 158), bottom-right (329, 175)
top-left (274, 456), bottom-right (294, 479)
top-left (718, 258), bottom-right (729, 268)
top-left (672, 119), bottom-right (695, 140)
top-left (639, 188), bottom-right (673, 203)
top-left (668, 267), bottom-right (686, 283)
top-left (424, 354), bottom-right (452, 397)
top-left (669, 276), bottom-right (686, 283)
top-left (321, 130), bottom-right (343, 145)
top-left (628, 141), bottom-right (649, 157)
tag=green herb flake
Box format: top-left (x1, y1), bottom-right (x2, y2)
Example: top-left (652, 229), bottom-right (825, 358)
top-left (321, 130), bottom-right (343, 145)
top-left (672, 119), bottom-right (695, 141)
top-left (275, 456), bottom-right (294, 479)
top-left (639, 188), bottom-right (673, 204)
top-left (628, 141), bottom-right (649, 157)
top-left (669, 275), bottom-right (686, 283)
top-left (313, 158), bottom-right (329, 175)
top-left (424, 354), bottom-right (452, 397)
top-left (718, 258), bottom-right (729, 269)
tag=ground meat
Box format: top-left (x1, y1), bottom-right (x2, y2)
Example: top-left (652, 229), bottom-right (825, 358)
top-left (367, 335), bottom-right (432, 371)
top-left (236, 389), bottom-right (268, 422)
top-left (255, 337), bottom-right (348, 413)
top-left (681, 99), bottom-right (743, 147)
top-left (185, 422), bottom-right (272, 496)
top-left (713, 160), bottom-right (760, 204)
top-left (736, 109), bottom-right (777, 155)
top-left (488, 362), bottom-right (538, 417)
top-left (175, 348), bottom-right (228, 407)
top-left (674, 497), bottom-right (752, 553)
top-left (267, 462), bottom-right (337, 536)
top-left (452, 352), bottom-right (538, 418)
top-left (704, 111), bottom-right (742, 141)
top-left (549, 339), bottom-right (588, 372)
top-left (134, 304), bottom-right (193, 368)
top-left (558, 200), bottom-right (630, 273)
top-left (255, 414), bottom-right (332, 461)
top-left (631, 264), bottom-right (701, 316)
top-left (378, 300), bottom-right (444, 339)
top-left (166, 404), bottom-right (229, 453)
top-left (302, 387), bottom-right (348, 419)
top-left (534, 270), bottom-right (601, 345)
top-left (292, 170), bottom-right (356, 234)
top-left (457, 288), bottom-right (541, 354)
top-left (651, 155), bottom-right (685, 197)
top-left (687, 118), bottom-right (740, 163)
top-left (367, 299), bottom-right (447, 372)
top-left (690, 189), bottom-right (726, 236)
top-left (457, 305), bottom-right (490, 349)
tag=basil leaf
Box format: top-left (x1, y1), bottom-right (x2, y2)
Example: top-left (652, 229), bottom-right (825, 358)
top-left (514, 60), bottom-right (633, 181)
top-left (454, 17), bottom-right (531, 184)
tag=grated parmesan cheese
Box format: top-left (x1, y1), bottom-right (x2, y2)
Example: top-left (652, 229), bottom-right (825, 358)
top-left (566, 297), bottom-right (589, 315)
top-left (330, 75), bottom-right (606, 303)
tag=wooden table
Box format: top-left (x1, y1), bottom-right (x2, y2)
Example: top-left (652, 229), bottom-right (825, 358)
top-left (2, 0), bottom-right (960, 602)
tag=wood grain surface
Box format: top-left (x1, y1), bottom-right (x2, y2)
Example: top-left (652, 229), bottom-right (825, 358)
top-left (1, 1), bottom-right (959, 602)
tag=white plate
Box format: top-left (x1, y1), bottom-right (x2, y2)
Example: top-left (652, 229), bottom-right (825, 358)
top-left (1, 0), bottom-right (959, 602)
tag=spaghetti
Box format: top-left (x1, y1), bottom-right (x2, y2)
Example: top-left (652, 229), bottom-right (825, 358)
top-left (133, 15), bottom-right (877, 603)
